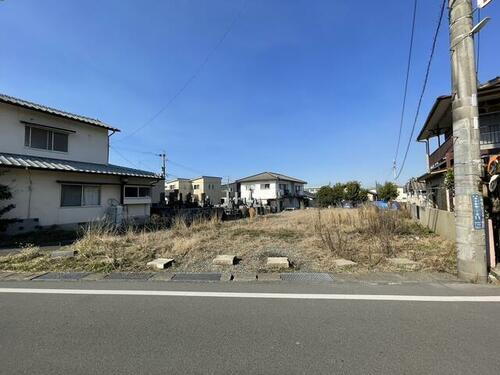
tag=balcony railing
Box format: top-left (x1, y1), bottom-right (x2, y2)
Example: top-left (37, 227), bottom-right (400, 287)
top-left (428, 125), bottom-right (500, 170)
top-left (428, 137), bottom-right (453, 169)
top-left (480, 125), bottom-right (500, 147)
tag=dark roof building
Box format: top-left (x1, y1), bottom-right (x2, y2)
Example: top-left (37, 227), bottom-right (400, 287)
top-left (237, 172), bottom-right (306, 184)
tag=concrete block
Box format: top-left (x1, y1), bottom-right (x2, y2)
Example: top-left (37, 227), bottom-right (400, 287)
top-left (257, 273), bottom-right (281, 281)
top-left (388, 258), bottom-right (419, 270)
top-left (334, 259), bottom-right (357, 267)
top-left (232, 273), bottom-right (257, 282)
top-left (213, 255), bottom-right (236, 266)
top-left (50, 249), bottom-right (77, 258)
top-left (267, 257), bottom-right (290, 269)
top-left (147, 258), bottom-right (174, 269)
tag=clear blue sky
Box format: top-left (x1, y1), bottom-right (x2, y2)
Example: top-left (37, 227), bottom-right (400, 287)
top-left (1, 0), bottom-right (499, 187)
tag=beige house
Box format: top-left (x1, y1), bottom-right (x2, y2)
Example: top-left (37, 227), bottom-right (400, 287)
top-left (0, 93), bottom-right (161, 234)
top-left (166, 176), bottom-right (222, 205)
top-left (166, 178), bottom-right (192, 201)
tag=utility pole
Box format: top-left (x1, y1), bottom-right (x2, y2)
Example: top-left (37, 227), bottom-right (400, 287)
top-left (449, 0), bottom-right (487, 282)
top-left (158, 152), bottom-right (166, 179)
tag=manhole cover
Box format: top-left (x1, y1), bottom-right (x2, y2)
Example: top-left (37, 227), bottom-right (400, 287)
top-left (34, 272), bottom-right (91, 280)
top-left (280, 273), bottom-right (333, 282)
top-left (105, 272), bottom-right (153, 280)
top-left (172, 273), bottom-right (221, 282)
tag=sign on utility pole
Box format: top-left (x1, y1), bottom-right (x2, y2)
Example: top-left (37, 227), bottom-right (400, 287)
top-left (449, 0), bottom-right (488, 282)
top-left (477, 0), bottom-right (493, 9)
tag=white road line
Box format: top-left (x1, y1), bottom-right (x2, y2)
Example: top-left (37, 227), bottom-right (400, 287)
top-left (0, 288), bottom-right (499, 302)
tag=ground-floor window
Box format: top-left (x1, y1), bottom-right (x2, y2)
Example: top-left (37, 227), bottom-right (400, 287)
top-left (124, 186), bottom-right (151, 198)
top-left (61, 184), bottom-right (101, 207)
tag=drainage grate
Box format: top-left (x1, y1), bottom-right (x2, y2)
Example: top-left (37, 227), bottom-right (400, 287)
top-left (105, 272), bottom-right (153, 280)
top-left (280, 273), bottom-right (333, 282)
top-left (172, 273), bottom-right (221, 282)
top-left (34, 272), bottom-right (91, 281)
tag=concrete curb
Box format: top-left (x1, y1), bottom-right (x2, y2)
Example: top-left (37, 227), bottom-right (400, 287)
top-left (0, 271), bottom-right (462, 284)
top-left (0, 271), bottom-right (335, 283)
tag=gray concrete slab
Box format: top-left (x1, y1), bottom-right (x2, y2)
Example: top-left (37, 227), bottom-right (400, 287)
top-left (149, 272), bottom-right (175, 281)
top-left (257, 273), bottom-right (281, 281)
top-left (1, 272), bottom-right (47, 280)
top-left (80, 273), bottom-right (108, 281)
top-left (33, 272), bottom-right (91, 281)
top-left (172, 273), bottom-right (222, 282)
top-left (280, 272), bottom-right (333, 282)
top-left (105, 272), bottom-right (154, 280)
top-left (232, 272), bottom-right (257, 282)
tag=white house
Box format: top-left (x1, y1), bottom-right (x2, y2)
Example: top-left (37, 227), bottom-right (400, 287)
top-left (237, 172), bottom-right (307, 211)
top-left (0, 93), bottom-right (161, 234)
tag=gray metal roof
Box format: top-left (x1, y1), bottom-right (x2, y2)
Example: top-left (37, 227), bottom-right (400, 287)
top-left (237, 172), bottom-right (307, 184)
top-left (0, 93), bottom-right (119, 132)
top-left (0, 153), bottom-right (159, 179)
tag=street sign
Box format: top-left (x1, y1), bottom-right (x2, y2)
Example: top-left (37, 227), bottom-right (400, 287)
top-left (477, 0), bottom-right (493, 9)
top-left (471, 193), bottom-right (485, 230)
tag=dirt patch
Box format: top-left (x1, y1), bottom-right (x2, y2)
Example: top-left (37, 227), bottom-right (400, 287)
top-left (0, 208), bottom-right (456, 274)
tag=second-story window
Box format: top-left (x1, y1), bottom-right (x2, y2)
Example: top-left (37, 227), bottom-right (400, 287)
top-left (25, 125), bottom-right (68, 152)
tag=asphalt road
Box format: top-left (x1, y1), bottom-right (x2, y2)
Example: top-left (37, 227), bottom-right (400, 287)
top-left (1, 280), bottom-right (499, 375)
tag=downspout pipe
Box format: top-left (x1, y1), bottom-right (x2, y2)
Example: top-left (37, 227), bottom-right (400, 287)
top-left (107, 130), bottom-right (116, 164)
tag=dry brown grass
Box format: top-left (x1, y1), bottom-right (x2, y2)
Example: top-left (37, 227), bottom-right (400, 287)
top-left (0, 208), bottom-right (457, 274)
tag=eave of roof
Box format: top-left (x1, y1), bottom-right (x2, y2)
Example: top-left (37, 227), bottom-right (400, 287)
top-left (417, 169), bottom-right (446, 181)
top-left (417, 77), bottom-right (500, 141)
top-left (190, 176), bottom-right (222, 181)
top-left (237, 171), bottom-right (307, 184)
top-left (0, 93), bottom-right (120, 132)
top-left (0, 153), bottom-right (159, 179)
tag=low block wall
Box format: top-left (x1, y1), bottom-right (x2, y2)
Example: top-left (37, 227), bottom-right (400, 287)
top-left (409, 204), bottom-right (456, 241)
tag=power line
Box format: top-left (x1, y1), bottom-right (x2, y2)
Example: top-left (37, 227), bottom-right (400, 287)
top-left (395, 0), bottom-right (446, 180)
top-left (109, 146), bottom-right (144, 170)
top-left (393, 0), bottom-right (418, 176)
top-left (115, 0), bottom-right (247, 142)
top-left (476, 7), bottom-right (481, 76)
top-left (110, 145), bottom-right (158, 156)
top-left (167, 159), bottom-right (206, 176)
top-left (112, 144), bottom-right (207, 177)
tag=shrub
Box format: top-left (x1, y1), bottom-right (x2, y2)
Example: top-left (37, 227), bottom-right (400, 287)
top-left (0, 172), bottom-right (16, 232)
top-left (377, 181), bottom-right (399, 201)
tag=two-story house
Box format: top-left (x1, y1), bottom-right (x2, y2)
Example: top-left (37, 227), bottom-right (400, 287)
top-left (0, 93), bottom-right (161, 233)
top-left (237, 172), bottom-right (306, 211)
top-left (166, 176), bottom-right (222, 205)
top-left (416, 77), bottom-right (500, 211)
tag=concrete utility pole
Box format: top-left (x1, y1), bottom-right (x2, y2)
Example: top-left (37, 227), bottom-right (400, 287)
top-left (158, 152), bottom-right (166, 179)
top-left (449, 0), bottom-right (487, 282)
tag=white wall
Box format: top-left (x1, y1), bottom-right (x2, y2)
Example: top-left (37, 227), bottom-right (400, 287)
top-left (395, 187), bottom-right (408, 202)
top-left (1, 168), bottom-right (151, 227)
top-left (0, 102), bottom-right (110, 164)
top-left (241, 180), bottom-right (305, 201)
top-left (241, 180), bottom-right (278, 201)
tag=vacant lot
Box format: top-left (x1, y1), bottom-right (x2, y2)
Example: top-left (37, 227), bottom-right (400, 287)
top-left (0, 207), bottom-right (456, 274)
